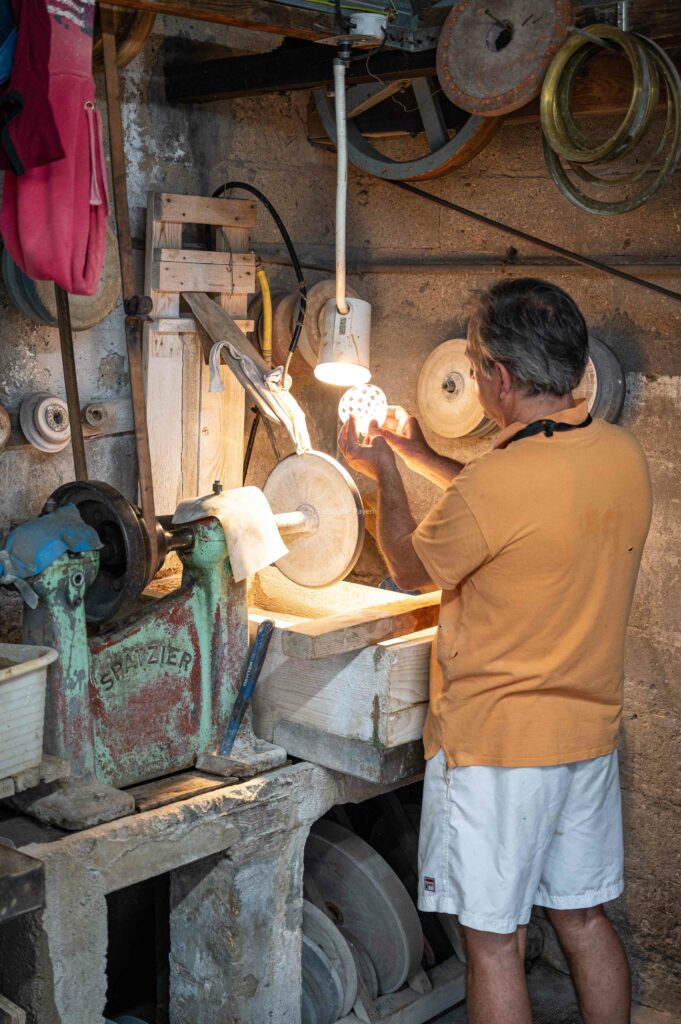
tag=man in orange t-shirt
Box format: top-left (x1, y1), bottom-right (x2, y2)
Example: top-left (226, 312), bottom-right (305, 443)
top-left (339, 278), bottom-right (651, 1024)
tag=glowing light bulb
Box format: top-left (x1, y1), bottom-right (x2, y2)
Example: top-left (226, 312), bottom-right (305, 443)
top-left (338, 384), bottom-right (388, 437)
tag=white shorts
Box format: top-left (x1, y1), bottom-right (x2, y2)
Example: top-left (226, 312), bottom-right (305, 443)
top-left (418, 748), bottom-right (624, 934)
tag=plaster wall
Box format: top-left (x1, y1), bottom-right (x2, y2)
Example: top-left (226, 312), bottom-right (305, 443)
top-left (0, 14), bottom-right (679, 1013)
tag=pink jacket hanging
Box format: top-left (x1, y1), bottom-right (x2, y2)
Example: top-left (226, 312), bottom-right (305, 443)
top-left (1, 0), bottom-right (109, 296)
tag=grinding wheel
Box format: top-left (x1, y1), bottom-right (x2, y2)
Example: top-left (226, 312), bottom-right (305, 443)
top-left (263, 451), bottom-right (364, 588)
top-left (437, 0), bottom-right (574, 116)
top-left (417, 339), bottom-right (496, 439)
top-left (303, 900), bottom-right (358, 1017)
top-left (304, 820), bottom-right (423, 995)
top-left (573, 337), bottom-right (626, 423)
top-left (302, 934), bottom-right (344, 1024)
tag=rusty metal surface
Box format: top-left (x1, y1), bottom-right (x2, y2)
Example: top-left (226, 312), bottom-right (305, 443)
top-left (437, 0), bottom-right (574, 116)
top-left (54, 285), bottom-right (88, 481)
top-left (23, 521), bottom-right (245, 788)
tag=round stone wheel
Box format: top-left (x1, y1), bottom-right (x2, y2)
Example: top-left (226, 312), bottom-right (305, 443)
top-left (302, 934), bottom-right (344, 1024)
top-left (573, 336), bottom-right (626, 423)
top-left (304, 820), bottom-right (423, 995)
top-left (303, 901), bottom-right (358, 1017)
top-left (263, 451), bottom-right (364, 588)
top-left (437, 0), bottom-right (574, 116)
top-left (417, 338), bottom-right (496, 439)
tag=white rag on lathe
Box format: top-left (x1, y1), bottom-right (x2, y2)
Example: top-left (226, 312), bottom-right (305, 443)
top-left (172, 486), bottom-right (287, 583)
top-left (208, 341), bottom-right (311, 454)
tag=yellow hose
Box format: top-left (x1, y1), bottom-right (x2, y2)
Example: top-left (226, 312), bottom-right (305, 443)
top-left (256, 265), bottom-right (273, 367)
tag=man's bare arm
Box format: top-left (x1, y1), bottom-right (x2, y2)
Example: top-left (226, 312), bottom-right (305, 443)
top-left (338, 418), bottom-right (433, 592)
top-left (375, 460), bottom-right (433, 592)
top-left (368, 406), bottom-right (462, 489)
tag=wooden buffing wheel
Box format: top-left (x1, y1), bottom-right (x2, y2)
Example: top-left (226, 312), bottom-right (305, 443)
top-left (263, 451), bottom-right (364, 588)
top-left (417, 338), bottom-right (496, 439)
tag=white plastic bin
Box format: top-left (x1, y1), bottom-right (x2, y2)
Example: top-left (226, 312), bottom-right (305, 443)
top-left (0, 643), bottom-right (58, 778)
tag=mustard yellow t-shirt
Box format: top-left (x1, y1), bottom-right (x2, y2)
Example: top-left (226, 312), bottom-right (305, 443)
top-left (412, 402), bottom-right (652, 768)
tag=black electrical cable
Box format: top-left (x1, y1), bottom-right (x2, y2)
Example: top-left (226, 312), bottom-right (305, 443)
top-left (386, 180), bottom-right (681, 306)
top-left (211, 181), bottom-right (307, 367)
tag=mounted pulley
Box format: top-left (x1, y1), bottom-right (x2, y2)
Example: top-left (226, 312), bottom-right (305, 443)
top-left (45, 481), bottom-right (190, 626)
top-left (417, 339), bottom-right (496, 439)
top-left (313, 78), bottom-right (499, 181)
top-left (436, 0), bottom-right (574, 116)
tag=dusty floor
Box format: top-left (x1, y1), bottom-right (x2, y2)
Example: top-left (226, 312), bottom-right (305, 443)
top-left (435, 964), bottom-right (681, 1023)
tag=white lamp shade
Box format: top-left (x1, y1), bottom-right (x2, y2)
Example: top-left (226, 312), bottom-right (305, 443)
top-left (314, 297), bottom-right (371, 387)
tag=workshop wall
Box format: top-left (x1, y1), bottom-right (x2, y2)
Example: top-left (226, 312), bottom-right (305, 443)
top-left (0, 14), bottom-right (679, 1012)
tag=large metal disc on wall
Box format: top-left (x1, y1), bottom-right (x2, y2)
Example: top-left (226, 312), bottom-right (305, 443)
top-left (436, 0), bottom-right (574, 116)
top-left (305, 820), bottom-right (423, 995)
top-left (92, 10), bottom-right (157, 68)
top-left (2, 225), bottom-right (121, 331)
top-left (263, 451), bottom-right (364, 588)
top-left (313, 80), bottom-right (500, 181)
top-left (417, 338), bottom-right (495, 439)
top-left (573, 336), bottom-right (626, 422)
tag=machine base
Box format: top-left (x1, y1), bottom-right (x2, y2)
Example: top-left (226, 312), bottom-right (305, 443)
top-left (10, 779), bottom-right (135, 832)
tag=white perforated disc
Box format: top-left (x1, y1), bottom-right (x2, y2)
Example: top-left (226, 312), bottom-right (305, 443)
top-left (263, 451), bottom-right (364, 587)
top-left (417, 338), bottom-right (495, 438)
top-left (338, 384), bottom-right (388, 436)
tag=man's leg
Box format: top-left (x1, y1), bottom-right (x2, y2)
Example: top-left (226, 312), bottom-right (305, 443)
top-left (461, 925), bottom-right (531, 1024)
top-left (546, 905), bottom-right (631, 1024)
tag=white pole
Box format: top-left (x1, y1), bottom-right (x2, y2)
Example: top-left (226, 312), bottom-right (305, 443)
top-left (333, 57), bottom-right (350, 316)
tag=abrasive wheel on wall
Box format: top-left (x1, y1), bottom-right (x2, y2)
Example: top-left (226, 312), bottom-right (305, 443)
top-left (304, 820), bottom-right (423, 997)
top-left (574, 336), bottom-right (626, 422)
top-left (417, 338), bottom-right (496, 439)
top-left (436, 0), bottom-right (574, 116)
top-left (2, 224), bottom-right (121, 331)
top-left (313, 78), bottom-right (499, 181)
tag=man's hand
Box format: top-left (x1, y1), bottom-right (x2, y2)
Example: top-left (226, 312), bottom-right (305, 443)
top-left (367, 405), bottom-right (431, 474)
top-left (338, 415), bottom-right (396, 482)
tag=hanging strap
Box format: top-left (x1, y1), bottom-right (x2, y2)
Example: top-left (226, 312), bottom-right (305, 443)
top-left (506, 413), bottom-right (593, 447)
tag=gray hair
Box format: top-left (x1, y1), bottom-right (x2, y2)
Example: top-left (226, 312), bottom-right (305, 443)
top-left (467, 278), bottom-right (589, 397)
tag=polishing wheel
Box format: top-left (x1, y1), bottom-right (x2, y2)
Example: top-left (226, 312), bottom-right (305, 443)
top-left (264, 451), bottom-right (365, 588)
top-left (417, 338), bottom-right (495, 439)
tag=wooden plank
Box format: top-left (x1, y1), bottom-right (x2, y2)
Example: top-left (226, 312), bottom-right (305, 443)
top-left (280, 592), bottom-right (441, 660)
top-left (155, 317), bottom-right (253, 334)
top-left (0, 994), bottom-right (26, 1024)
top-left (250, 565), bottom-right (410, 619)
top-left (128, 771), bottom-right (236, 812)
top-left (144, 329), bottom-right (184, 514)
top-left (157, 249), bottom-right (254, 266)
top-left (156, 259), bottom-right (254, 294)
top-left (251, 607), bottom-right (433, 747)
top-left (159, 193), bottom-right (257, 228)
top-left (145, 192), bottom-right (184, 515)
top-left (184, 292), bottom-right (268, 371)
top-left (104, 0), bottom-right (336, 40)
top-left (181, 332), bottom-right (203, 498)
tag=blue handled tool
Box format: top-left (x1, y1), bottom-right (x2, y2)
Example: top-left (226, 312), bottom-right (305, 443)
top-left (219, 619), bottom-right (275, 757)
